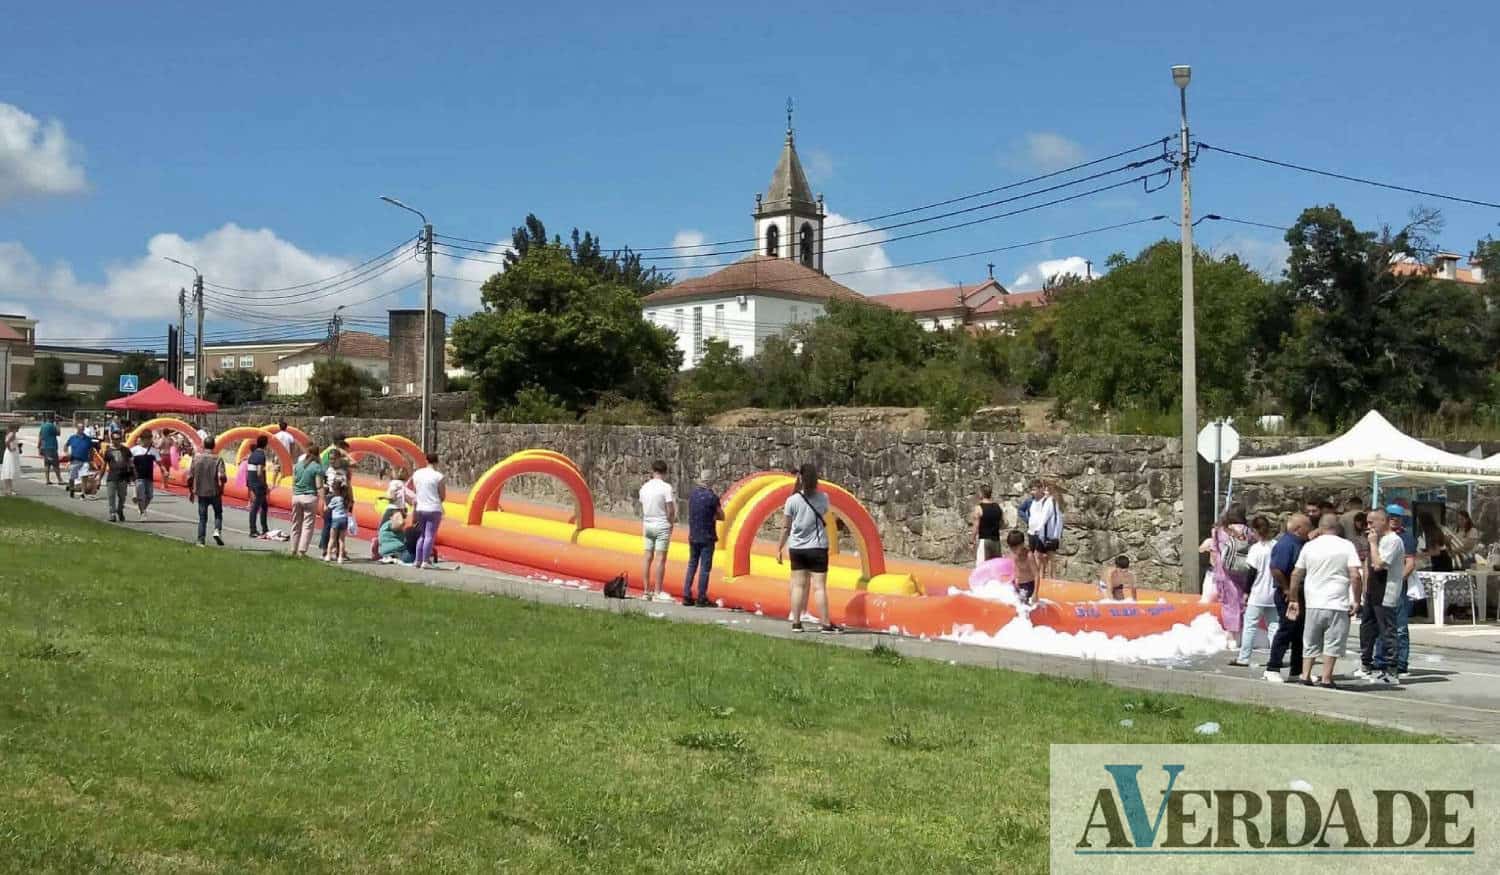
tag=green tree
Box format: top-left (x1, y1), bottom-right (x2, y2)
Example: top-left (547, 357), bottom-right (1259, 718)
top-left (745, 336), bottom-right (807, 408)
top-left (97, 353), bottom-right (163, 404)
top-left (1272, 205), bottom-right (1488, 425)
top-left (19, 357), bottom-right (74, 410)
top-left (1047, 241), bottom-right (1280, 423)
top-left (202, 369), bottom-right (267, 407)
top-left (307, 360), bottom-right (378, 415)
top-left (799, 298), bottom-right (935, 405)
top-left (451, 242), bottom-right (681, 415)
top-left (503, 214), bottom-right (672, 295)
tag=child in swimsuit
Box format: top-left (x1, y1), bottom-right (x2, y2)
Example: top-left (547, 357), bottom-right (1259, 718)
top-left (1006, 530), bottom-right (1041, 605)
top-left (1102, 555), bottom-right (1138, 600)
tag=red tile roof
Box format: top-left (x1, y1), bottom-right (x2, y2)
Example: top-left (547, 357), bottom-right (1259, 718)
top-left (279, 330), bottom-right (389, 362)
top-left (0, 322), bottom-right (25, 343)
top-left (873, 279), bottom-right (1047, 316)
top-left (1390, 260), bottom-right (1484, 285)
top-left (644, 255), bottom-right (866, 305)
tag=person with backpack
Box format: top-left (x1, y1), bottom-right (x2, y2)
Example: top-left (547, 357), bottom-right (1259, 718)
top-left (187, 436), bottom-right (227, 547)
top-left (129, 432), bottom-right (159, 516)
top-left (101, 431), bottom-right (135, 522)
top-left (1210, 502), bottom-right (1254, 652)
top-left (775, 463), bottom-right (842, 634)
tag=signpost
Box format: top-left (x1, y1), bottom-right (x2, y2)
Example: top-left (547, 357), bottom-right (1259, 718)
top-left (119, 374), bottom-right (139, 394)
top-left (1197, 419), bottom-right (1240, 518)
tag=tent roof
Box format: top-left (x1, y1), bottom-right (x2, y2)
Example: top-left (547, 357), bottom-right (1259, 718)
top-left (1229, 410), bottom-right (1500, 487)
top-left (104, 378), bottom-right (219, 414)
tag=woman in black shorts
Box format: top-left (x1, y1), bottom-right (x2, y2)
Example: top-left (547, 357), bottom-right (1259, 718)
top-left (776, 463), bottom-right (842, 634)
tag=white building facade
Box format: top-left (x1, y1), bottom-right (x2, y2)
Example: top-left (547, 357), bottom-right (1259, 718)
top-left (642, 123), bottom-right (860, 369)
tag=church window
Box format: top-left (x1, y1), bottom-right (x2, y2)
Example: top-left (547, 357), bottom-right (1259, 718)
top-left (765, 224), bottom-right (779, 257)
top-left (799, 223), bottom-right (815, 267)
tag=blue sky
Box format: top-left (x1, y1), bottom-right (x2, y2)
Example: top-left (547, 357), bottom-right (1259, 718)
top-left (2, 0), bottom-right (1496, 345)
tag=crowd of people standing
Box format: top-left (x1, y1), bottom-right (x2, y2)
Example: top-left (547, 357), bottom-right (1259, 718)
top-left (1206, 491), bottom-right (1471, 688)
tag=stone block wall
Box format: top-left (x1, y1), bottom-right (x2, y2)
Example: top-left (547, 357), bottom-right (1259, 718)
top-left (198, 414), bottom-right (1500, 589)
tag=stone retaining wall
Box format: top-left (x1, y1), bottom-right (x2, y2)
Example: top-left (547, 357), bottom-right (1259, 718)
top-left (200, 414), bottom-right (1500, 589)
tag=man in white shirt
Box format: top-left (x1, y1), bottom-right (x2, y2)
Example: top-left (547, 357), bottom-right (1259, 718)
top-left (1355, 509), bottom-right (1410, 685)
top-left (638, 460), bottom-right (675, 602)
top-left (1288, 514), bottom-right (1364, 688)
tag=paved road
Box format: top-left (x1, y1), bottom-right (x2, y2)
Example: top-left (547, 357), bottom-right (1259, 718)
top-left (6, 432), bottom-right (1499, 740)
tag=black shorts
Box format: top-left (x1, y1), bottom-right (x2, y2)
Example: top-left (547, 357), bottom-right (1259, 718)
top-left (42, 450), bottom-right (59, 468)
top-left (1029, 535), bottom-right (1060, 554)
top-left (788, 548), bottom-right (829, 574)
top-left (1017, 582), bottom-right (1036, 602)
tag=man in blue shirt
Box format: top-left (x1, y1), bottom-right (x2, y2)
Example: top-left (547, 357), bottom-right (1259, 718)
top-left (682, 469), bottom-right (725, 607)
top-left (64, 423), bottom-right (95, 498)
top-left (1263, 512), bottom-right (1311, 683)
top-left (37, 414), bottom-right (61, 485)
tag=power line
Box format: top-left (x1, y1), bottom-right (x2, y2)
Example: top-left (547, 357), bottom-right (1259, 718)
top-left (436, 155), bottom-right (1171, 266)
top-left (202, 246), bottom-right (417, 307)
top-left (434, 169), bottom-right (1172, 279)
top-left (435, 135), bottom-right (1172, 254)
top-left (1198, 143), bottom-right (1500, 210)
top-left (201, 235), bottom-right (416, 294)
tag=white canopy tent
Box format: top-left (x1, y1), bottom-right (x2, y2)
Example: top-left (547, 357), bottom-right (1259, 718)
top-left (1228, 411), bottom-right (1500, 506)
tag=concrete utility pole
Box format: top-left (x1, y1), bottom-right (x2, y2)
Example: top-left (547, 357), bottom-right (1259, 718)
top-left (194, 273), bottom-right (204, 397)
top-left (329, 305), bottom-right (345, 362)
top-left (380, 196), bottom-right (435, 453)
top-left (164, 258), bottom-right (203, 395)
top-left (177, 288), bottom-right (187, 388)
top-left (1173, 64), bottom-right (1200, 593)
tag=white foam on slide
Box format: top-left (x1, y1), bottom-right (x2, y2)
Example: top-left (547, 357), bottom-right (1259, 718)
top-left (939, 581), bottom-right (1229, 667)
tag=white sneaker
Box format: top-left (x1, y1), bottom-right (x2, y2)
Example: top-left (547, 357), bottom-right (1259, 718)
top-left (654, 592), bottom-right (675, 603)
top-left (1262, 671), bottom-right (1284, 683)
top-left (1350, 667), bottom-right (1374, 682)
top-left (1373, 672), bottom-right (1399, 686)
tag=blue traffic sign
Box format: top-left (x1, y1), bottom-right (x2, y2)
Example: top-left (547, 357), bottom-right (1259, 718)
top-left (119, 374), bottom-right (139, 394)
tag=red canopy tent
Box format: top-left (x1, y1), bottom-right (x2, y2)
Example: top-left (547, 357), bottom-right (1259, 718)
top-left (105, 378), bottom-right (219, 414)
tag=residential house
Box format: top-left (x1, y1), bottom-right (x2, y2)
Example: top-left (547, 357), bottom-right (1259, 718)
top-left (874, 279), bottom-right (1048, 332)
top-left (185, 338), bottom-right (322, 396)
top-left (273, 330), bottom-right (391, 395)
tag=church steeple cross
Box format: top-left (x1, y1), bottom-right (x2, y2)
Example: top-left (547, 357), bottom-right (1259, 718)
top-left (786, 96), bottom-right (794, 141)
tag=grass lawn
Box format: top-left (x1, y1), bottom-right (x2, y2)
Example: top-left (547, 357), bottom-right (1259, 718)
top-left (0, 498), bottom-right (1414, 873)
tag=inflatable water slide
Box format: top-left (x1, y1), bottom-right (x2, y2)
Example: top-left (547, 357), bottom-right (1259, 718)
top-left (127, 418), bottom-right (1218, 641)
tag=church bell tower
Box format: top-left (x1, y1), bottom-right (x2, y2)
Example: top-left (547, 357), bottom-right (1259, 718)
top-left (753, 99), bottom-right (825, 272)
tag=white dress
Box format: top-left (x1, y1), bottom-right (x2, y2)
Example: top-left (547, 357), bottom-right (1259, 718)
top-left (1, 435), bottom-right (20, 481)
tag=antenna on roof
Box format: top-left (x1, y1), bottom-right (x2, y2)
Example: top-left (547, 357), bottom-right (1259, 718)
top-left (987, 263), bottom-right (995, 280)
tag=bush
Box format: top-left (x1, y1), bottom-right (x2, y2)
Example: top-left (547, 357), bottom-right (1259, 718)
top-left (917, 359), bottom-right (994, 429)
top-left (582, 393), bottom-right (668, 426)
top-left (501, 385), bottom-right (574, 424)
top-left (307, 360), bottom-right (379, 415)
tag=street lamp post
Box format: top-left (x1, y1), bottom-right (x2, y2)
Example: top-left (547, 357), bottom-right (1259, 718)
top-left (1173, 64), bottom-right (1200, 593)
top-left (164, 257), bottom-right (203, 396)
top-left (379, 196), bottom-right (435, 454)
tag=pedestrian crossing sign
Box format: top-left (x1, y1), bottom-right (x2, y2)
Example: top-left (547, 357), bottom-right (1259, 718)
top-left (119, 374), bottom-right (139, 394)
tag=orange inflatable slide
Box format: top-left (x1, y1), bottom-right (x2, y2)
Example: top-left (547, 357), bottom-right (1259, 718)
top-left (126, 418), bottom-right (1218, 640)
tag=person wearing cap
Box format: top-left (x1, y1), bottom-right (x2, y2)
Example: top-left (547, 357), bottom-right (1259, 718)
top-left (681, 469), bottom-right (724, 607)
top-left (1376, 502), bottom-right (1418, 677)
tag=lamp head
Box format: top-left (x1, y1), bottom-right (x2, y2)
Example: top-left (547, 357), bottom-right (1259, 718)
top-left (1172, 65), bottom-right (1192, 89)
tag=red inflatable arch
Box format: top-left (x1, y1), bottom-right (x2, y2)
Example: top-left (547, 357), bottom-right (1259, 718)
top-left (727, 480), bottom-right (888, 581)
top-left (125, 417), bottom-right (203, 453)
top-left (221, 426), bottom-right (296, 483)
top-left (465, 451), bottom-right (596, 532)
top-left (338, 436), bottom-right (410, 474)
top-left (369, 433), bottom-right (424, 472)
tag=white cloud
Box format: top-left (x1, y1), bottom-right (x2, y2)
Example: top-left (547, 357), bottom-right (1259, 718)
top-left (1211, 234), bottom-right (1290, 280)
top-left (0, 103), bottom-right (87, 202)
top-left (433, 239), bottom-right (510, 313)
top-left (805, 149), bottom-right (835, 184)
top-left (1011, 255), bottom-right (1092, 289)
top-left (1008, 132), bottom-right (1086, 173)
top-left (664, 229), bottom-right (720, 273)
top-left (0, 224), bottom-right (506, 344)
top-left (823, 211), bottom-right (950, 295)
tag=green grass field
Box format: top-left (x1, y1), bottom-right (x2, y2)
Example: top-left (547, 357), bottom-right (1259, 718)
top-left (0, 498), bottom-right (1411, 873)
